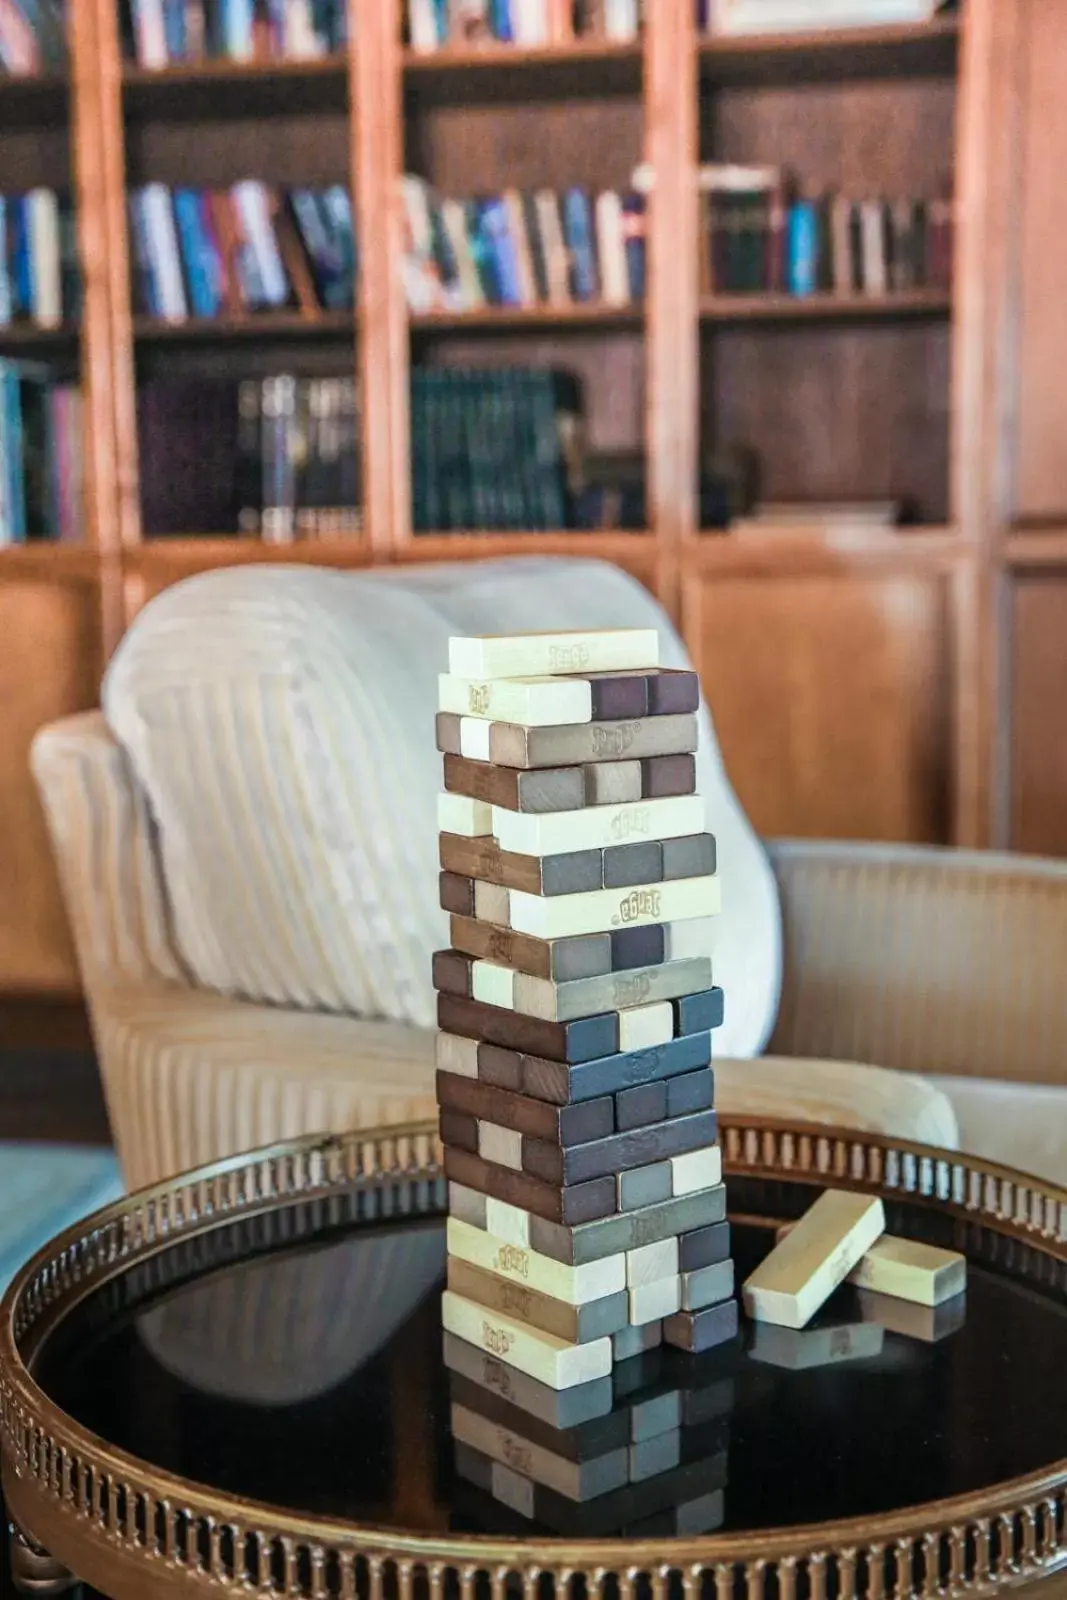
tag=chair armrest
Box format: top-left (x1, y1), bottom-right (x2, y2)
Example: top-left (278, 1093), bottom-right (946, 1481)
top-left (31, 711), bottom-right (186, 995)
top-left (766, 839), bottom-right (1067, 1086)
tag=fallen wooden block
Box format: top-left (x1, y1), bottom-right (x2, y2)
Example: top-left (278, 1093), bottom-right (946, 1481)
top-left (775, 1221), bottom-right (966, 1306)
top-left (743, 1189), bottom-right (886, 1329)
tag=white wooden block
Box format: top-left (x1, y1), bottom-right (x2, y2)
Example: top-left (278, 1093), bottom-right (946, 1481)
top-left (449, 629), bottom-right (660, 681)
top-left (671, 1144), bottom-right (723, 1197)
top-left (474, 880), bottom-right (511, 925)
top-left (743, 1189), bottom-right (886, 1330)
top-left (447, 1217), bottom-right (626, 1306)
top-left (626, 1236), bottom-right (679, 1288)
top-left (847, 1235), bottom-right (966, 1306)
top-left (471, 960), bottom-right (515, 1010)
top-left (442, 1290), bottom-right (613, 1390)
top-left (491, 1462), bottom-right (536, 1519)
top-left (618, 1001), bottom-right (674, 1052)
top-left (479, 1121), bottom-right (524, 1170)
top-left (439, 673), bottom-right (592, 727)
top-left (436, 1031), bottom-right (480, 1079)
top-left (663, 917), bottom-right (717, 960)
top-left (494, 795), bottom-right (705, 857)
top-left (508, 875), bottom-right (721, 940)
top-left (629, 1275), bottom-right (681, 1325)
top-left (438, 791), bottom-right (493, 838)
top-left (459, 717), bottom-right (492, 761)
top-left (485, 1196), bottom-right (530, 1247)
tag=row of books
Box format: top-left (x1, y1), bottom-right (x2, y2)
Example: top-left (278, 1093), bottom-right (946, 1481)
top-left (0, 190), bottom-right (78, 327)
top-left (128, 182), bottom-right (356, 321)
top-left (0, 361), bottom-right (82, 543)
top-left (122, 0), bottom-right (346, 65)
top-left (698, 0), bottom-right (950, 35)
top-left (403, 177), bottom-right (645, 315)
top-left (0, 0), bottom-right (65, 75)
top-left (406, 1), bottom-right (643, 50)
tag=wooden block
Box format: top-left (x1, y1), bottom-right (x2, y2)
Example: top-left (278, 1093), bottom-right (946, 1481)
top-left (512, 957), bottom-right (714, 1025)
top-left (451, 1402), bottom-right (630, 1502)
top-left (438, 1072), bottom-right (614, 1147)
top-left (478, 1044), bottom-right (525, 1092)
top-left (450, 1181), bottom-right (487, 1229)
top-left (451, 917), bottom-right (612, 982)
top-left (524, 1109), bottom-right (718, 1187)
top-left (742, 1190), bottom-right (886, 1330)
top-left (438, 791), bottom-right (493, 837)
top-left (441, 1290), bottom-right (613, 1390)
top-left (510, 877), bottom-right (720, 941)
top-left (448, 1258), bottom-right (629, 1345)
top-left (522, 1033), bottom-right (713, 1107)
top-left (630, 1430), bottom-right (680, 1483)
top-left (436, 1031), bottom-right (480, 1079)
top-left (671, 1144), bottom-right (722, 1197)
top-left (666, 1067), bottom-right (715, 1117)
top-left (447, 1217), bottom-right (626, 1306)
top-left (611, 924), bottom-right (665, 968)
top-left (495, 796), bottom-right (706, 859)
top-left (613, 1321), bottom-right (662, 1361)
top-left (680, 1258), bottom-right (734, 1312)
top-left (479, 1122), bottom-right (524, 1170)
top-left (855, 1287), bottom-right (967, 1344)
top-left (459, 717), bottom-right (492, 760)
top-left (662, 834), bottom-right (717, 880)
top-left (438, 994), bottom-right (619, 1064)
top-left (662, 918), bottom-right (717, 960)
top-left (471, 960), bottom-right (516, 1010)
top-left (435, 710), bottom-right (464, 755)
top-left (674, 988), bottom-right (725, 1035)
top-left (749, 1317), bottom-right (884, 1371)
top-left (618, 1001), bottom-right (674, 1052)
top-left (488, 714), bottom-right (698, 772)
top-left (629, 1385), bottom-right (682, 1442)
top-left (441, 834), bottom-right (603, 900)
top-left (439, 673), bottom-right (592, 726)
top-left (617, 1160), bottom-right (672, 1211)
top-left (847, 1235), bottom-right (966, 1307)
top-left (663, 1298), bottom-right (739, 1354)
top-left (641, 753), bottom-right (697, 799)
top-left (444, 1145), bottom-right (617, 1227)
top-left (433, 948), bottom-right (472, 997)
top-left (440, 1108), bottom-right (479, 1153)
top-left (583, 760), bottom-right (642, 805)
top-left (647, 669), bottom-right (699, 715)
top-left (615, 1079), bottom-right (668, 1132)
top-left (447, 1371), bottom-right (630, 1460)
top-left (440, 871), bottom-right (476, 916)
top-left (602, 840), bottom-right (663, 888)
top-left (530, 1184), bottom-right (728, 1267)
top-left (474, 880), bottom-right (511, 925)
top-left (586, 671), bottom-right (651, 721)
top-left (443, 755), bottom-right (586, 814)
top-left (629, 1275), bottom-right (681, 1324)
top-left (678, 1220), bottom-right (731, 1273)
top-left (626, 1236), bottom-right (679, 1288)
top-left (485, 1196), bottom-right (530, 1246)
top-left (442, 1332), bottom-right (614, 1429)
top-left (449, 630), bottom-right (660, 681)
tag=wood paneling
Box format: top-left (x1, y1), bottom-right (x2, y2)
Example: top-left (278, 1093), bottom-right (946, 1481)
top-left (684, 565), bottom-right (950, 842)
top-left (1010, 577), bottom-right (1067, 855)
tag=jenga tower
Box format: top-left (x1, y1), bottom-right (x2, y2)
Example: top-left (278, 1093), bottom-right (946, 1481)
top-left (434, 627), bottom-right (735, 1395)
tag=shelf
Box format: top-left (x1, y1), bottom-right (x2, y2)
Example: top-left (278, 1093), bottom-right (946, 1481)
top-left (700, 290), bottom-right (951, 325)
top-left (132, 311), bottom-right (355, 344)
top-left (0, 322), bottom-right (79, 353)
top-left (122, 53), bottom-right (348, 118)
top-left (1007, 532), bottom-right (1067, 569)
top-left (0, 71), bottom-right (68, 127)
top-left (690, 524), bottom-right (963, 573)
top-left (411, 303), bottom-right (643, 334)
top-left (132, 537), bottom-right (371, 565)
top-left (403, 38), bottom-right (642, 103)
top-left (0, 544), bottom-right (99, 580)
top-left (699, 16), bottom-right (959, 87)
top-left (397, 531), bottom-right (655, 563)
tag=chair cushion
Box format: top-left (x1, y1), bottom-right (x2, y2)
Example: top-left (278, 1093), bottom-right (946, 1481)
top-left (926, 1074), bottom-right (1067, 1188)
top-left (103, 558), bottom-right (781, 1057)
top-left (716, 1056), bottom-right (959, 1150)
top-left (0, 1143), bottom-right (123, 1293)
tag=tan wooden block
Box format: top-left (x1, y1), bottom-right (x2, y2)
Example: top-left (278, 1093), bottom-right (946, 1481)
top-left (474, 880), bottom-right (511, 925)
top-left (509, 875), bottom-right (720, 940)
top-left (447, 1258), bottom-right (628, 1344)
top-left (671, 1144), bottom-right (722, 1197)
top-left (743, 1190), bottom-right (886, 1330)
top-left (439, 673), bottom-right (593, 726)
top-left (441, 1289), bottom-right (613, 1390)
top-left (471, 960), bottom-right (516, 1010)
top-left (626, 1236), bottom-right (679, 1288)
top-left (629, 1275), bottom-right (681, 1325)
top-left (451, 1404), bottom-right (629, 1502)
top-left (459, 717), bottom-right (492, 760)
top-left (489, 714), bottom-right (698, 771)
top-left (618, 1001), bottom-right (674, 1052)
top-left (438, 791), bottom-right (493, 838)
top-left (449, 629), bottom-right (659, 680)
top-left (511, 957), bottom-right (713, 1024)
top-left (584, 760), bottom-right (643, 805)
top-left (436, 1031), bottom-right (480, 1079)
top-left (847, 1235), bottom-right (966, 1307)
top-left (485, 1196), bottom-right (531, 1247)
top-left (450, 1181), bottom-right (487, 1229)
top-left (479, 1121), bottom-right (524, 1171)
top-left (446, 1217), bottom-right (626, 1305)
top-left (495, 795), bottom-right (705, 858)
top-left (855, 1287), bottom-right (967, 1343)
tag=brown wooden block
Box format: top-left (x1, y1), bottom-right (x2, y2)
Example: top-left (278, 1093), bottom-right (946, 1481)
top-left (666, 1068), bottom-right (715, 1118)
top-left (433, 948), bottom-right (473, 997)
top-left (602, 840), bottom-right (663, 889)
top-left (447, 1258), bottom-right (629, 1344)
top-left (611, 925), bottom-right (665, 969)
top-left (450, 916), bottom-right (612, 982)
top-left (443, 1144), bottom-right (617, 1226)
top-left (440, 871), bottom-right (475, 916)
top-left (641, 754), bottom-right (697, 799)
top-left (436, 1070), bottom-right (614, 1146)
top-left (436, 711), bottom-right (464, 755)
top-left (647, 670), bottom-right (700, 715)
top-left (443, 754), bottom-right (586, 815)
top-left (587, 672), bottom-right (650, 721)
top-left (475, 1043), bottom-right (526, 1092)
top-left (617, 1161), bottom-right (672, 1211)
top-left (663, 1299), bottom-right (739, 1355)
top-left (440, 833), bottom-right (601, 898)
top-left (522, 1032), bottom-right (713, 1107)
top-left (488, 713), bottom-right (698, 770)
top-left (615, 1079), bottom-right (668, 1131)
top-left (662, 834), bottom-right (717, 881)
top-left (678, 1220), bottom-right (732, 1273)
top-left (583, 760), bottom-right (643, 806)
top-left (438, 994), bottom-right (618, 1064)
top-left (523, 1109), bottom-right (719, 1186)
top-left (439, 1108), bottom-right (479, 1152)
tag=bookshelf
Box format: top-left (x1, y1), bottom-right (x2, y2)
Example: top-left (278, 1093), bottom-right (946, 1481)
top-left (7, 0), bottom-right (1067, 1010)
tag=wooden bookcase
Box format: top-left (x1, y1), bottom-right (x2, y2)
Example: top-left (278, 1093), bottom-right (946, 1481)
top-left (3, 0), bottom-right (1065, 1005)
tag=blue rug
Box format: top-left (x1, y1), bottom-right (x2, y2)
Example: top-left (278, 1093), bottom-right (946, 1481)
top-left (0, 1143), bottom-right (124, 1297)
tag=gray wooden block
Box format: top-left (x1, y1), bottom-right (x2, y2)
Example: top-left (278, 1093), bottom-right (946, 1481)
top-left (529, 1184), bottom-right (729, 1267)
top-left (617, 1160), bottom-right (672, 1211)
top-left (662, 833), bottom-right (717, 880)
top-left (489, 713), bottom-right (699, 771)
top-left (615, 1078), bottom-right (668, 1131)
top-left (681, 1258), bottom-right (735, 1312)
top-left (602, 840), bottom-right (663, 888)
top-left (584, 760), bottom-right (643, 806)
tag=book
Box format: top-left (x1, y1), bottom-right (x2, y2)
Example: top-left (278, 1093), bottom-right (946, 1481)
top-left (124, 0), bottom-right (347, 63)
top-left (403, 0), bottom-right (642, 47)
top-left (0, 360), bottom-right (83, 545)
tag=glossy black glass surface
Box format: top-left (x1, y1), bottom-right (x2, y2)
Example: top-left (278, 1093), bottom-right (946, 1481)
top-left (30, 1180), bottom-right (1067, 1540)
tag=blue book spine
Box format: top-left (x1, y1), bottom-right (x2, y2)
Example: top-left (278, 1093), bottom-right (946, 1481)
top-left (222, 0), bottom-right (254, 56)
top-left (129, 192), bottom-right (160, 316)
top-left (787, 201), bottom-right (818, 297)
top-left (173, 189), bottom-right (218, 318)
top-left (431, 0), bottom-right (449, 44)
top-left (621, 192), bottom-right (646, 300)
top-left (3, 364), bottom-right (25, 543)
top-left (479, 197), bottom-right (521, 306)
top-left (162, 0), bottom-right (187, 58)
top-left (563, 188), bottom-right (597, 302)
top-left (490, 0), bottom-right (512, 39)
top-left (0, 200), bottom-right (10, 326)
top-left (9, 200), bottom-right (31, 319)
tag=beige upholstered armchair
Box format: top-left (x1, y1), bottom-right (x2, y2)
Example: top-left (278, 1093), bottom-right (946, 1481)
top-left (31, 559), bottom-right (1067, 1192)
